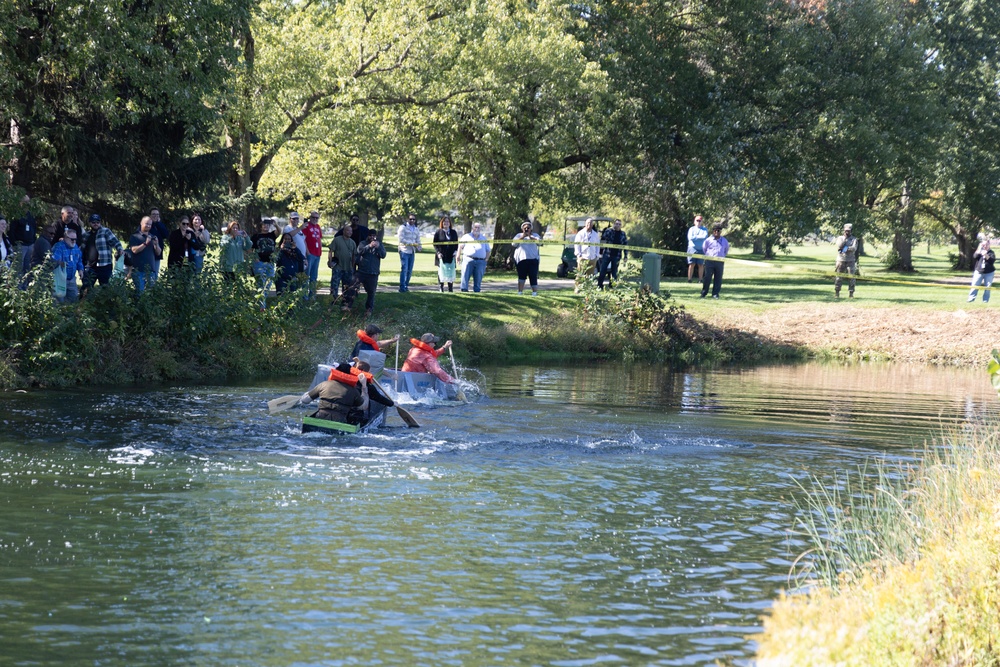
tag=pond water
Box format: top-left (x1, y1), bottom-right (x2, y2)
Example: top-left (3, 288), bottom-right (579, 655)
top-left (0, 362), bottom-right (996, 666)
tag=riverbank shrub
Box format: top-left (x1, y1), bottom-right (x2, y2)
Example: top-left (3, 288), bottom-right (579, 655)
top-left (755, 413), bottom-right (1000, 665)
top-left (0, 262), bottom-right (315, 388)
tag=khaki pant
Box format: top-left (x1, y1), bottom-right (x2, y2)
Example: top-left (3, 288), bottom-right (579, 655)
top-left (834, 260), bottom-right (856, 294)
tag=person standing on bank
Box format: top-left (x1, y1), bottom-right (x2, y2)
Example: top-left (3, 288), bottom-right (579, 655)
top-left (700, 224), bottom-right (729, 299)
top-left (148, 208), bottom-right (169, 283)
top-left (0, 217), bottom-right (13, 269)
top-left (834, 223), bottom-right (860, 298)
top-left (597, 219), bottom-right (627, 289)
top-left (574, 217), bottom-right (600, 291)
top-left (433, 215), bottom-right (459, 292)
top-left (11, 196), bottom-right (36, 275)
top-left (220, 221), bottom-right (252, 281)
top-left (513, 220), bottom-right (541, 296)
top-left (397, 214), bottom-right (422, 292)
top-left (81, 213), bottom-right (123, 293)
top-left (275, 225), bottom-right (306, 294)
top-left (686, 215), bottom-right (709, 283)
top-left (189, 214), bottom-right (210, 273)
top-left (968, 236), bottom-right (995, 303)
top-left (301, 211), bottom-right (324, 298)
top-left (128, 216), bottom-right (160, 293)
top-left (355, 229), bottom-right (387, 317)
top-left (51, 228), bottom-right (84, 303)
top-left (167, 216), bottom-right (196, 271)
top-left (251, 219), bottom-right (278, 303)
top-left (327, 223), bottom-right (357, 309)
top-left (458, 222), bottom-right (490, 293)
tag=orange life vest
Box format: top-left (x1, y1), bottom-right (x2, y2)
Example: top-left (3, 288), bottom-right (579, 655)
top-left (409, 338), bottom-right (441, 356)
top-left (356, 330), bottom-right (380, 352)
top-left (327, 368), bottom-right (359, 386)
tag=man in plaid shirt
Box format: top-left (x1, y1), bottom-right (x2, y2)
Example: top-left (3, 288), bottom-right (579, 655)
top-left (81, 214), bottom-right (123, 294)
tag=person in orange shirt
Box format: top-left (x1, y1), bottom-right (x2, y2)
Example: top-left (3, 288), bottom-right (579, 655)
top-left (401, 333), bottom-right (454, 383)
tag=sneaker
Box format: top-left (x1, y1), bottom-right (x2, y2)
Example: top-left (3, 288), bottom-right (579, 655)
top-left (712, 295), bottom-right (719, 299)
top-left (364, 309), bottom-right (373, 317)
top-left (531, 291), bottom-right (537, 296)
top-left (849, 293), bottom-right (854, 298)
top-left (517, 291), bottom-right (523, 295)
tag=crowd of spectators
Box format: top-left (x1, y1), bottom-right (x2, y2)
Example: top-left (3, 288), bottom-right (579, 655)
top-left (0, 200), bottom-right (648, 310)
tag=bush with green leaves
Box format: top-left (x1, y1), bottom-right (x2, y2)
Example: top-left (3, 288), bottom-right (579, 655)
top-left (0, 258), bottom-right (315, 387)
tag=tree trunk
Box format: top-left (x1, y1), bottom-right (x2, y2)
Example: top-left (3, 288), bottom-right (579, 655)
top-left (954, 228), bottom-right (977, 271)
top-left (889, 179), bottom-right (915, 272)
top-left (659, 191), bottom-right (686, 277)
top-left (228, 26), bottom-right (257, 226)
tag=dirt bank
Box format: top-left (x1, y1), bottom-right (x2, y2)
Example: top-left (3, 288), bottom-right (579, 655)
top-left (694, 304), bottom-right (995, 366)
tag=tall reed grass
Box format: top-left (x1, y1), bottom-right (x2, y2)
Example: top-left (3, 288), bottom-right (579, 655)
top-left (757, 411), bottom-right (1000, 664)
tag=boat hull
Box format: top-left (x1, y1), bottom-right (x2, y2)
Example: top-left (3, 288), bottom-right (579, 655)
top-left (380, 369), bottom-right (459, 401)
top-left (301, 401), bottom-right (387, 436)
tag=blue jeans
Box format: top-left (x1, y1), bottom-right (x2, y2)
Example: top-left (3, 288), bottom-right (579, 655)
top-left (597, 254), bottom-right (621, 288)
top-left (306, 254), bottom-right (321, 296)
top-left (398, 251), bottom-right (415, 291)
top-left (253, 261), bottom-right (275, 308)
top-left (461, 258), bottom-right (486, 292)
top-left (133, 269), bottom-right (151, 294)
top-left (968, 270), bottom-right (994, 302)
top-left (191, 252), bottom-right (204, 274)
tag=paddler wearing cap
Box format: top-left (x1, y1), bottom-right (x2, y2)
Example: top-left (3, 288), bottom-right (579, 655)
top-left (299, 361), bottom-right (369, 424)
top-left (401, 333), bottom-right (454, 383)
top-left (834, 223), bottom-right (861, 299)
top-left (350, 323), bottom-right (400, 359)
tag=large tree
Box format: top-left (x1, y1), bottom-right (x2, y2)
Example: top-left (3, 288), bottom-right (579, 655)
top-left (0, 0), bottom-right (250, 220)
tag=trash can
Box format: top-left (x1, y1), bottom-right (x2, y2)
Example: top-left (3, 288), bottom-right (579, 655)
top-left (642, 253), bottom-right (661, 294)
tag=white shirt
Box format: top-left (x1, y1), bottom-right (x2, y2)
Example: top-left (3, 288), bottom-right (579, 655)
top-left (292, 229), bottom-right (307, 257)
top-left (458, 233), bottom-right (490, 262)
top-left (574, 228), bottom-right (600, 260)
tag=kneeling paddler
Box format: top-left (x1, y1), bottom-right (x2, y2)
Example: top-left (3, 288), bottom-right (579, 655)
top-left (299, 362), bottom-right (369, 424)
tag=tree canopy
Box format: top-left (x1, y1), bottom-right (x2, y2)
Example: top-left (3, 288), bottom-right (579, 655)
top-left (2, 0), bottom-right (998, 269)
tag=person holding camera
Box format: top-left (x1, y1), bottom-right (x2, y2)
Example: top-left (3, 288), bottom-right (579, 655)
top-left (968, 236), bottom-right (995, 303)
top-left (220, 221), bottom-right (252, 281)
top-left (128, 216), bottom-right (160, 293)
top-left (167, 216), bottom-right (197, 271)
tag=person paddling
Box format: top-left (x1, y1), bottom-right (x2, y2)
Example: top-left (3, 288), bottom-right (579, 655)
top-left (402, 333), bottom-right (454, 383)
top-left (350, 323), bottom-right (399, 358)
top-left (299, 362), bottom-right (369, 424)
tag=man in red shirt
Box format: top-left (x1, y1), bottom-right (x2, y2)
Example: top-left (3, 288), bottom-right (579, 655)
top-left (302, 210), bottom-right (324, 298)
top-left (402, 333), bottom-right (454, 383)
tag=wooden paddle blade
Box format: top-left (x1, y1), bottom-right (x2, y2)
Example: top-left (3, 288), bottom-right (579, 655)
top-left (396, 405), bottom-right (420, 428)
top-left (455, 387), bottom-right (468, 403)
top-left (268, 394), bottom-right (302, 414)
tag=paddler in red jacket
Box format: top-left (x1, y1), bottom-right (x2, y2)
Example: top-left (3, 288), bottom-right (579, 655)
top-left (350, 323), bottom-right (400, 358)
top-left (401, 333), bottom-right (454, 383)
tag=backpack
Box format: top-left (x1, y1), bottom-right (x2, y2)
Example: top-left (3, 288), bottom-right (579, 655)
top-left (256, 235), bottom-right (275, 261)
top-left (82, 232), bottom-right (99, 266)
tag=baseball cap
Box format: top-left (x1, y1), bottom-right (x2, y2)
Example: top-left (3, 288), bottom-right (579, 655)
top-left (89, 214), bottom-right (101, 223)
top-left (290, 212), bottom-right (300, 220)
top-left (420, 333), bottom-right (439, 344)
top-left (365, 324), bottom-right (383, 335)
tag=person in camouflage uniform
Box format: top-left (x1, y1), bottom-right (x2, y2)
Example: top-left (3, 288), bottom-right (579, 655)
top-left (834, 223), bottom-right (860, 298)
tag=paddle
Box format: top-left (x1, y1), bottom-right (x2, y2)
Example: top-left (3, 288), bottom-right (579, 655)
top-left (448, 346), bottom-right (468, 402)
top-left (268, 394), bottom-right (301, 414)
top-left (369, 378), bottom-right (420, 428)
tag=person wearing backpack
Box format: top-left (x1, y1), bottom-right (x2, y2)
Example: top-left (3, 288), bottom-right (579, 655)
top-left (251, 219), bottom-right (278, 305)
